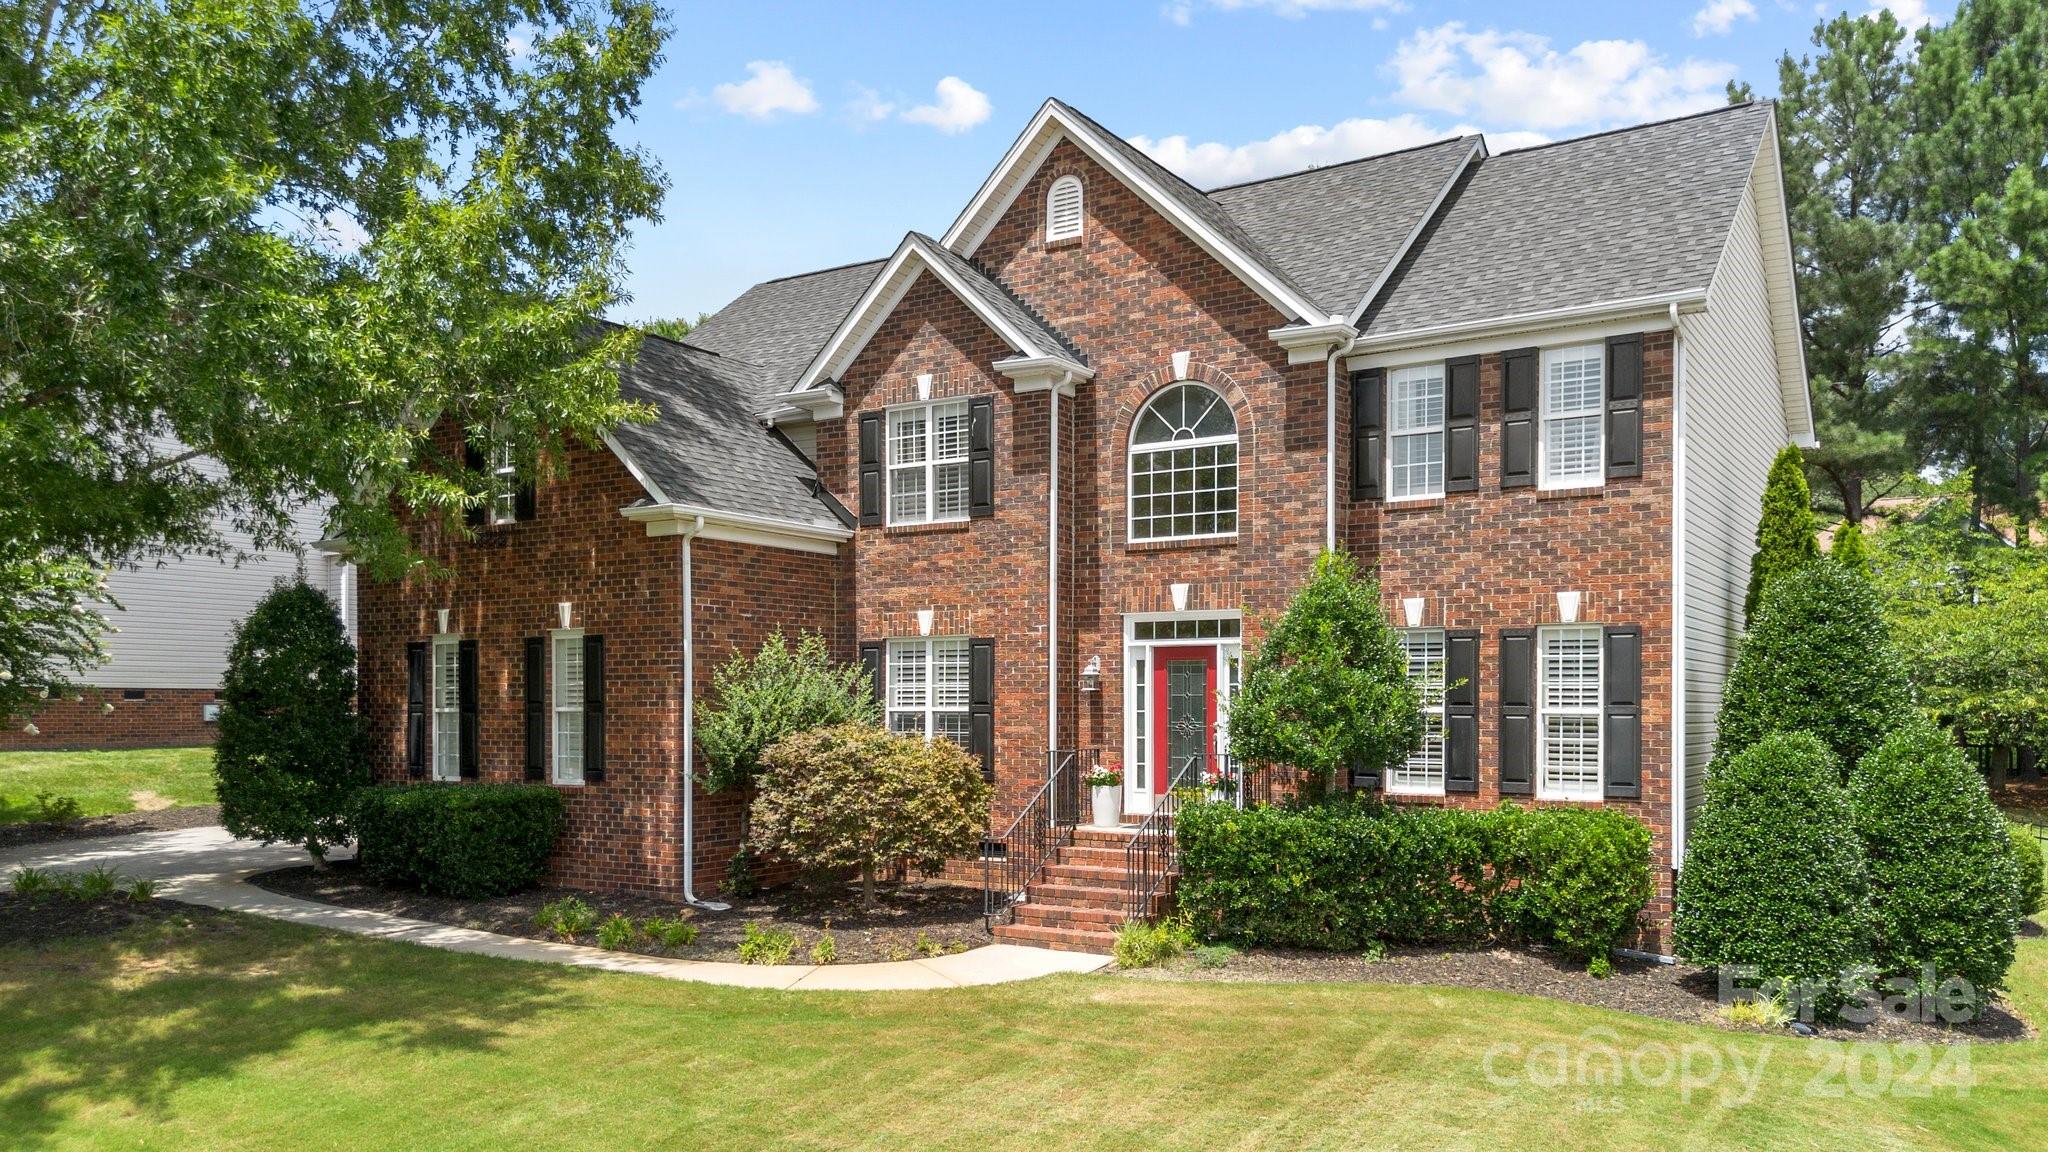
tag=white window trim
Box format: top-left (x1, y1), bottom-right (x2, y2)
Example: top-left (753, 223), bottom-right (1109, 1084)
top-left (430, 635), bottom-right (461, 783)
top-left (886, 636), bottom-right (972, 747)
top-left (488, 439), bottom-right (518, 526)
top-left (1125, 384), bottom-right (1241, 544)
top-left (1119, 611), bottom-right (1243, 811)
top-left (1536, 624), bottom-right (1604, 802)
top-left (1045, 174), bottom-right (1084, 242)
top-left (1537, 344), bottom-right (1605, 491)
top-left (1385, 362), bottom-right (1447, 503)
top-left (551, 629), bottom-right (585, 786)
top-left (1389, 628), bottom-right (1447, 796)
top-left (885, 399), bottom-right (971, 527)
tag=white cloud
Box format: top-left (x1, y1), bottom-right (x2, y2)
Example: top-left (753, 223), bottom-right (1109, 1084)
top-left (1130, 116), bottom-right (1549, 187)
top-left (845, 84), bottom-right (896, 126)
top-left (1869, 1), bottom-right (1937, 32)
top-left (712, 61), bottom-right (818, 120)
top-left (1692, 0), bottom-right (1757, 36)
top-left (1388, 22), bottom-right (1731, 132)
top-left (900, 76), bottom-right (991, 135)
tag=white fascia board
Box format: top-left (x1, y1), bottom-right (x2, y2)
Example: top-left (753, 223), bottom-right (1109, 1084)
top-left (765, 383), bottom-right (843, 425)
top-left (999, 355), bottom-right (1095, 396)
top-left (1343, 136), bottom-right (1488, 328)
top-left (1348, 293), bottom-right (1703, 366)
top-left (620, 502), bottom-right (851, 555)
top-left (941, 101), bottom-right (1323, 323)
top-left (1269, 321), bottom-right (1360, 365)
top-left (600, 430), bottom-right (673, 505)
top-left (1752, 115), bottom-right (1817, 449)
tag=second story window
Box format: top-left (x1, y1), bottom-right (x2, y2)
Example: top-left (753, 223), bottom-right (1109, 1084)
top-left (888, 400), bottom-right (971, 525)
top-left (1387, 364), bottom-right (1446, 500)
top-left (489, 441), bottom-right (519, 526)
top-left (1540, 345), bottom-right (1604, 489)
top-left (1129, 382), bottom-right (1238, 542)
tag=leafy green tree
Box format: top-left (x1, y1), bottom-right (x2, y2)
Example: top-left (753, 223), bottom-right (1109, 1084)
top-left (1, 1), bottom-right (668, 692)
top-left (698, 632), bottom-right (880, 794)
top-left (1745, 445), bottom-right (1822, 621)
top-left (215, 582), bottom-right (368, 864)
top-left (642, 313), bottom-right (710, 342)
top-left (1830, 519), bottom-right (1870, 573)
top-left (0, 547), bottom-right (108, 726)
top-left (1227, 550), bottom-right (1421, 796)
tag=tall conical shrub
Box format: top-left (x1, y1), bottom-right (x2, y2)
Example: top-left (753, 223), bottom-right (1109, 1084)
top-left (1830, 518), bottom-right (1870, 573)
top-left (1744, 445), bottom-right (1821, 621)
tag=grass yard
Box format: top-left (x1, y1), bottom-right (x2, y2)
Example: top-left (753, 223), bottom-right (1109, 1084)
top-left (0, 748), bottom-right (217, 824)
top-left (1, 909), bottom-right (2043, 1150)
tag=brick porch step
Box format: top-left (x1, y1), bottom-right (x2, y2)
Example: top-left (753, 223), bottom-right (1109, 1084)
top-left (990, 920), bottom-right (1119, 953)
top-left (1011, 901), bottom-right (1128, 929)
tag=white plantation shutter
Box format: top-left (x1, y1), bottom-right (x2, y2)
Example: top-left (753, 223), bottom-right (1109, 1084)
top-left (1046, 175), bottom-right (1083, 241)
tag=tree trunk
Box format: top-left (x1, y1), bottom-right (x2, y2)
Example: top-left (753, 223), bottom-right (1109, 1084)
top-left (860, 859), bottom-right (876, 910)
top-left (308, 840), bottom-right (328, 870)
top-left (1842, 474), bottom-right (1865, 531)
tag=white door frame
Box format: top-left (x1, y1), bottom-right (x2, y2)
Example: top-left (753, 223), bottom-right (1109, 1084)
top-left (1121, 611), bottom-right (1241, 816)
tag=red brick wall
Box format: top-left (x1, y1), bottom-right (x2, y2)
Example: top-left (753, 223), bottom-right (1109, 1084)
top-left (0, 688), bottom-right (219, 751)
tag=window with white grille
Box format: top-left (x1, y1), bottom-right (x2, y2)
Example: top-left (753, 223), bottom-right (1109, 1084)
top-left (1046, 175), bottom-right (1084, 242)
top-left (1389, 629), bottom-right (1446, 794)
top-left (552, 631), bottom-right (584, 785)
top-left (1540, 345), bottom-right (1604, 488)
top-left (887, 400), bottom-right (971, 525)
top-left (1128, 383), bottom-right (1239, 541)
top-left (887, 637), bottom-right (972, 748)
top-left (1538, 625), bottom-right (1603, 800)
top-left (1387, 364), bottom-right (1446, 500)
top-left (489, 439), bottom-right (518, 526)
top-left (431, 636), bottom-right (461, 782)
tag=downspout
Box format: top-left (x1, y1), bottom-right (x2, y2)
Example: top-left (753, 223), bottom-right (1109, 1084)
top-left (680, 515), bottom-right (730, 910)
top-left (1048, 382), bottom-right (1061, 761)
top-left (1667, 301), bottom-right (1688, 874)
top-left (1324, 344), bottom-right (1340, 553)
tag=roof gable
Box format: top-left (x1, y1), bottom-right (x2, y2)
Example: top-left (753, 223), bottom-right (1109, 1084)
top-left (687, 258), bottom-right (885, 397)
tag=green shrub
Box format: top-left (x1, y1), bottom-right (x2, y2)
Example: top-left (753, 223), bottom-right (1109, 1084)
top-left (1675, 733), bottom-right (1871, 1010)
top-left (9, 866), bottom-right (53, 897)
top-left (1743, 444), bottom-right (1821, 621)
top-left (74, 864), bottom-right (122, 901)
top-left (534, 896), bottom-right (595, 941)
top-left (1174, 799), bottom-right (1653, 967)
top-left (642, 914), bottom-right (700, 949)
top-left (596, 914), bottom-right (637, 951)
top-left (32, 791), bottom-right (82, 825)
top-left (352, 784), bottom-right (565, 897)
top-left (810, 933), bottom-right (836, 965)
top-left (724, 847), bottom-right (760, 898)
top-left (215, 581), bottom-right (369, 862)
top-left (124, 877), bottom-right (156, 902)
top-left (1721, 996), bottom-right (1793, 1031)
top-left (2010, 826), bottom-right (2045, 920)
top-left (1191, 943), bottom-right (1237, 969)
top-left (698, 632), bottom-right (879, 795)
top-left (913, 930), bottom-right (941, 959)
top-left (1850, 719), bottom-right (2020, 1007)
top-left (1716, 563), bottom-right (1911, 774)
top-left (1113, 917), bottom-right (1194, 969)
top-left (738, 922), bottom-right (796, 965)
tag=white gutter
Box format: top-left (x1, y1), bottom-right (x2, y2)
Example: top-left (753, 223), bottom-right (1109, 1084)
top-left (679, 516), bottom-right (730, 911)
top-left (1347, 290), bottom-right (1708, 356)
top-left (1668, 301), bottom-right (1689, 872)
top-left (621, 501), bottom-right (853, 546)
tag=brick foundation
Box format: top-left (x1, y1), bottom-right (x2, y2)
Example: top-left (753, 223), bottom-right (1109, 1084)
top-left (0, 688), bottom-right (220, 751)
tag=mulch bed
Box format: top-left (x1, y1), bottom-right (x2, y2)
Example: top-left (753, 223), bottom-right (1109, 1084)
top-left (252, 860), bottom-right (994, 965)
top-left (1123, 942), bottom-right (2033, 1043)
top-left (0, 892), bottom-right (224, 948)
top-left (0, 804), bottom-right (221, 851)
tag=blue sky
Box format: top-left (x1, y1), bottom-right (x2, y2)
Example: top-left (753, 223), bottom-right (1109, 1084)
top-left (616, 0), bottom-right (1943, 324)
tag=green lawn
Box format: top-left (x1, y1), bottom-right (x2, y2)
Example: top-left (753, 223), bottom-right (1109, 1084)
top-left (1, 910), bottom-right (2044, 1150)
top-left (0, 748), bottom-right (217, 824)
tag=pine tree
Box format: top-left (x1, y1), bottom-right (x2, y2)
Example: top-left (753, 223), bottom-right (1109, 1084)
top-left (1745, 445), bottom-right (1823, 621)
top-left (1830, 519), bottom-right (1870, 573)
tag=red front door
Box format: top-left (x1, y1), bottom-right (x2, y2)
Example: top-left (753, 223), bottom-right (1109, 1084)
top-left (1152, 646), bottom-right (1217, 794)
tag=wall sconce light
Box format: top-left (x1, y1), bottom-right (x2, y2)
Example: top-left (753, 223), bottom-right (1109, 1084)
top-left (436, 608), bottom-right (451, 634)
top-left (1556, 590), bottom-right (1582, 624)
top-left (1079, 655), bottom-right (1102, 693)
top-left (916, 608), bottom-right (935, 637)
top-left (1403, 597), bottom-right (1426, 628)
top-left (557, 601), bottom-right (573, 629)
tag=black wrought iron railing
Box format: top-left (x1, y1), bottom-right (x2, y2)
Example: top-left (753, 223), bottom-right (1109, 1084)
top-left (1123, 754), bottom-right (1206, 921)
top-left (981, 748), bottom-right (1088, 928)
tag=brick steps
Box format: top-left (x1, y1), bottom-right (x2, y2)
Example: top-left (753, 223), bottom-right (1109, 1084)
top-left (989, 827), bottom-right (1174, 955)
top-left (991, 920), bottom-right (1119, 952)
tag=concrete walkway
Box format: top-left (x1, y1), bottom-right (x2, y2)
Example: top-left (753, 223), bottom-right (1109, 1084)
top-left (0, 826), bottom-right (1110, 990)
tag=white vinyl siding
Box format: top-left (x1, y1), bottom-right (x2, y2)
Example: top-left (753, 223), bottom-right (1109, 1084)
top-left (1387, 365), bottom-right (1447, 500)
top-left (431, 636), bottom-right (461, 782)
top-left (1537, 626), bottom-right (1602, 800)
top-left (887, 401), bottom-right (971, 525)
top-left (1046, 175), bottom-right (1084, 241)
top-left (1540, 345), bottom-right (1604, 489)
top-left (887, 637), bottom-right (972, 748)
top-left (1389, 629), bottom-right (1446, 794)
top-left (551, 631), bottom-right (585, 785)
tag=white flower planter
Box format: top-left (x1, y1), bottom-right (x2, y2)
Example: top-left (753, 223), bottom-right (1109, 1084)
top-left (1090, 784), bottom-right (1123, 827)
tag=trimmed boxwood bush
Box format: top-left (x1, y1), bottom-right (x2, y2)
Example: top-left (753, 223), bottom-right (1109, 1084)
top-left (352, 784), bottom-right (565, 897)
top-left (1674, 733), bottom-right (1870, 1003)
top-left (1174, 798), bottom-right (1652, 966)
top-left (2011, 826), bottom-right (2045, 922)
top-left (1851, 719), bottom-right (2020, 1005)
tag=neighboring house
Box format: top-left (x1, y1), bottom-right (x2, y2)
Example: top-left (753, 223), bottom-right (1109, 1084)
top-left (357, 98), bottom-right (1809, 951)
top-left (4, 503), bottom-right (354, 751)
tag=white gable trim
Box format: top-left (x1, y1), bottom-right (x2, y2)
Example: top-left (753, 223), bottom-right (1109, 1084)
top-left (1343, 136), bottom-right (1488, 327)
top-left (939, 100), bottom-right (1332, 325)
top-left (1743, 112), bottom-right (1815, 448)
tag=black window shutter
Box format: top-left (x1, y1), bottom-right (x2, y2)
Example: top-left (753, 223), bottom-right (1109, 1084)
top-left (858, 412), bottom-right (885, 526)
top-left (968, 397), bottom-right (995, 518)
top-left (514, 480), bottom-right (537, 522)
top-left (523, 637), bottom-right (546, 782)
top-left (1605, 334), bottom-right (1644, 480)
top-left (1445, 356), bottom-right (1480, 493)
top-left (1444, 629), bottom-right (1480, 793)
top-left (968, 638), bottom-right (996, 781)
top-left (583, 634), bottom-right (606, 783)
top-left (1350, 368), bottom-right (1384, 500)
top-left (406, 641), bottom-right (429, 778)
top-left (1498, 629), bottom-right (1535, 795)
top-left (1603, 625), bottom-right (1643, 799)
top-left (458, 638), bottom-right (480, 780)
top-left (463, 442), bottom-right (487, 529)
top-left (1500, 348), bottom-right (1538, 489)
top-left (859, 641), bottom-right (885, 708)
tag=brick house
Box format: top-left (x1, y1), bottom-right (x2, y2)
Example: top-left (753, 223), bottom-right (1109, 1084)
top-left (359, 99), bottom-right (1809, 952)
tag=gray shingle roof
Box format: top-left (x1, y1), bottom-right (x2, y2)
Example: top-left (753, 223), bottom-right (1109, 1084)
top-left (686, 258), bottom-right (886, 396)
top-left (1359, 102), bottom-right (1772, 339)
top-left (1208, 136), bottom-right (1478, 318)
top-left (910, 233), bottom-right (1085, 365)
top-left (607, 334), bottom-right (849, 530)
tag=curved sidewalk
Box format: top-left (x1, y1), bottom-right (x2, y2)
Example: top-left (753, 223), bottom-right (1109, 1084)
top-left (0, 825), bottom-right (1109, 990)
